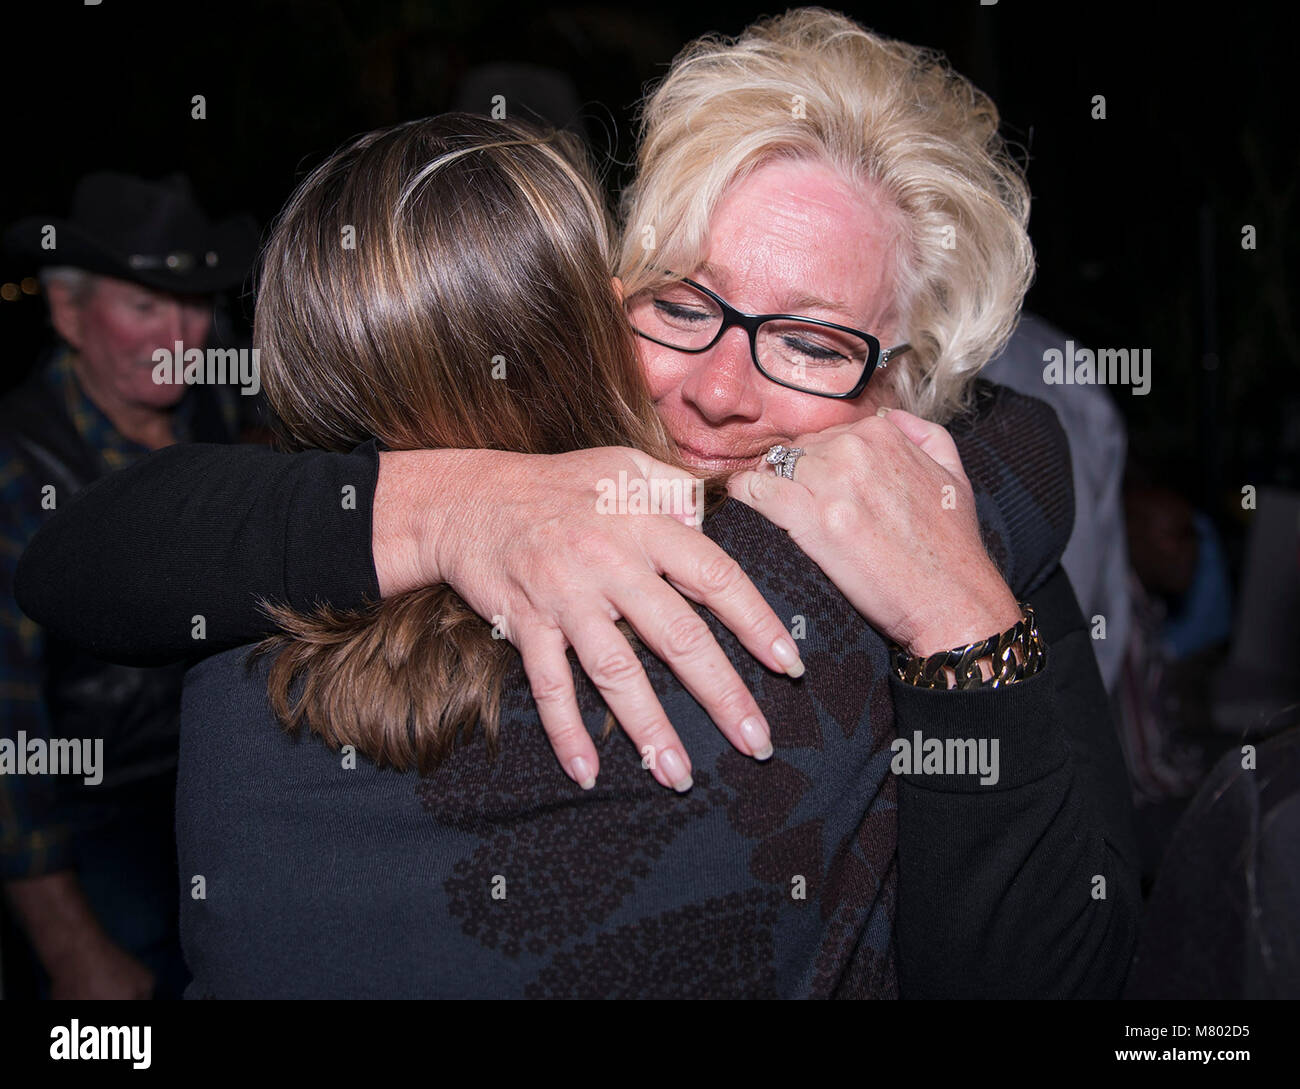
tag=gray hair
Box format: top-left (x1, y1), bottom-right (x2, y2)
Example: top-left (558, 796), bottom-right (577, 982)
top-left (38, 266), bottom-right (99, 303)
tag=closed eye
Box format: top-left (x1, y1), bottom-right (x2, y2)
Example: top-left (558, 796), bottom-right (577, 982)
top-left (654, 299), bottom-right (714, 323)
top-left (779, 333), bottom-right (851, 362)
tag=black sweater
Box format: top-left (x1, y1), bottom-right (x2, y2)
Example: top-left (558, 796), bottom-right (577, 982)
top-left (14, 381), bottom-right (1140, 997)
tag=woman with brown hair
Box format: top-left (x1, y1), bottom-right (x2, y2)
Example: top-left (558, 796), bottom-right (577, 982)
top-left (24, 10), bottom-right (1139, 998)
top-left (244, 112), bottom-right (696, 773)
top-left (177, 112), bottom-right (901, 997)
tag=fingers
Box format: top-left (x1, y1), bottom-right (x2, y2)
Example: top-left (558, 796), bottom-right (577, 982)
top-left (482, 448), bottom-right (808, 794)
top-left (725, 467), bottom-right (818, 536)
top-left (515, 608), bottom-right (701, 794)
top-left (876, 406), bottom-right (966, 480)
top-left (562, 612), bottom-right (696, 792)
top-left (609, 573), bottom-right (776, 763)
top-left (655, 525), bottom-right (805, 678)
top-left (515, 626), bottom-right (600, 789)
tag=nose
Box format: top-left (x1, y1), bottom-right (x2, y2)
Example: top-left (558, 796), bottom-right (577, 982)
top-left (678, 326), bottom-right (764, 425)
top-left (185, 305), bottom-right (213, 347)
top-left (157, 300), bottom-right (187, 345)
top-left (166, 300), bottom-right (212, 348)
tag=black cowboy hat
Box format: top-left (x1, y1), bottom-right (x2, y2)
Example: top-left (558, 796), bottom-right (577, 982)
top-left (3, 171), bottom-right (259, 295)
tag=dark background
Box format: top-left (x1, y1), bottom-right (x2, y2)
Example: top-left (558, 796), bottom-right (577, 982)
top-left (1, 0), bottom-right (1295, 523)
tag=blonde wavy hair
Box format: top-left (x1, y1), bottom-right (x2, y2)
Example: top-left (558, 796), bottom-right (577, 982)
top-left (617, 7), bottom-right (1035, 424)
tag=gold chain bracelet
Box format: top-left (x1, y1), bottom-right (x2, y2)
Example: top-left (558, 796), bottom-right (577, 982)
top-left (890, 601), bottom-right (1047, 690)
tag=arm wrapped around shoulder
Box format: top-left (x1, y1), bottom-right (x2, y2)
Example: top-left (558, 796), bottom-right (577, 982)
top-left (14, 441), bottom-right (381, 666)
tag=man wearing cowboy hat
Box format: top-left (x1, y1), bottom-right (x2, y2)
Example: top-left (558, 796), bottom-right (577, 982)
top-left (0, 171), bottom-right (256, 998)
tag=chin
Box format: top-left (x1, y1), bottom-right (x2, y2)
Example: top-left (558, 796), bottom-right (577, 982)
top-left (131, 381), bottom-right (188, 408)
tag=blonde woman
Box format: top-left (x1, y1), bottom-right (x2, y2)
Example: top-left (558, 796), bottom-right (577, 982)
top-left (19, 10), bottom-right (1138, 997)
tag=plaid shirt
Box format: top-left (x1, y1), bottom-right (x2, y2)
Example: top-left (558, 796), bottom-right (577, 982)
top-left (0, 346), bottom-right (238, 879)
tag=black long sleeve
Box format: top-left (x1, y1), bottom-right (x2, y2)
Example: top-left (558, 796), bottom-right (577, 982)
top-left (894, 564), bottom-right (1141, 998)
top-left (15, 441), bottom-right (381, 666)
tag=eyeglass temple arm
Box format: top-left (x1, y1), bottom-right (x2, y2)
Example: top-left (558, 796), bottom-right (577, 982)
top-left (879, 343), bottom-right (912, 368)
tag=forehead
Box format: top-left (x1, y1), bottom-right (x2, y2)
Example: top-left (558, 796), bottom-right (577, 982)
top-left (90, 276), bottom-right (208, 308)
top-left (699, 158), bottom-right (899, 325)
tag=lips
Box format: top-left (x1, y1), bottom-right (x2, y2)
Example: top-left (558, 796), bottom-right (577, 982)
top-left (671, 436), bottom-right (768, 471)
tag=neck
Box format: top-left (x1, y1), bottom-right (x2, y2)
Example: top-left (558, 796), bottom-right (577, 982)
top-left (70, 356), bottom-right (177, 450)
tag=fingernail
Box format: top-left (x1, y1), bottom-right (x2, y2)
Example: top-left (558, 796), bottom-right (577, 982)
top-left (771, 637), bottom-right (805, 678)
top-left (876, 405), bottom-right (892, 417)
top-left (740, 716), bottom-right (773, 760)
top-left (570, 756), bottom-right (596, 790)
top-left (657, 748), bottom-right (693, 792)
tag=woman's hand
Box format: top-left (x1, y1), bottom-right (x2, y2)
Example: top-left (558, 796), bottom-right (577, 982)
top-left (378, 446), bottom-right (803, 792)
top-left (726, 407), bottom-right (1022, 658)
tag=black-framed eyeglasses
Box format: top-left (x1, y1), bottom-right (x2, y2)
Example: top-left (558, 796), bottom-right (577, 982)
top-left (626, 277), bottom-right (911, 399)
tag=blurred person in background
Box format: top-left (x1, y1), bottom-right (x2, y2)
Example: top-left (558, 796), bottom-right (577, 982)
top-left (1116, 465), bottom-right (1235, 884)
top-left (0, 172), bottom-right (255, 997)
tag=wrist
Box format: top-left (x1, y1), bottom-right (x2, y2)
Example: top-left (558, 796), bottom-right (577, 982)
top-left (374, 448), bottom-right (494, 596)
top-left (44, 923), bottom-right (116, 978)
top-left (373, 451), bottom-right (432, 596)
top-left (893, 595), bottom-right (1044, 691)
top-left (4, 870), bottom-right (108, 975)
top-left (905, 581), bottom-right (1022, 658)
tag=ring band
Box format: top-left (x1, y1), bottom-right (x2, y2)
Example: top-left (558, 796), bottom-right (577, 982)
top-left (764, 444), bottom-right (806, 480)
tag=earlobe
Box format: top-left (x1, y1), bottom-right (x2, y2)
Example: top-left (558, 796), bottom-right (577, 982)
top-left (46, 284), bottom-right (84, 351)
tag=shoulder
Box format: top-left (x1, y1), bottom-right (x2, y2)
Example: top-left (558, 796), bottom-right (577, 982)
top-left (950, 376), bottom-right (1070, 460)
top-left (178, 643), bottom-right (405, 816)
top-left (950, 378), bottom-right (1076, 598)
top-left (180, 645), bottom-right (309, 778)
top-left (704, 496), bottom-right (869, 627)
top-left (180, 646), bottom-right (269, 747)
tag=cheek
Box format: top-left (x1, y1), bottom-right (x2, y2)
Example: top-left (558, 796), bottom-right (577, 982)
top-left (765, 392), bottom-right (869, 438)
top-left (638, 342), bottom-right (688, 401)
top-left (102, 313), bottom-right (165, 359)
top-left (183, 313), bottom-right (213, 345)
top-left (83, 319), bottom-right (148, 371)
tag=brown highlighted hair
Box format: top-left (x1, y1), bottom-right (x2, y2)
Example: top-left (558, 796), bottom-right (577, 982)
top-left (251, 114), bottom-right (686, 772)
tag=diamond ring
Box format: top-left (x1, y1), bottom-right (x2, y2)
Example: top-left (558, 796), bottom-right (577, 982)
top-left (764, 444), bottom-right (806, 480)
